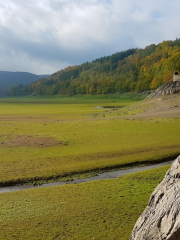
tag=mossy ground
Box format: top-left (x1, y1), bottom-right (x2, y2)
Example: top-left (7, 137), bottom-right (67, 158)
top-left (0, 165), bottom-right (170, 240)
top-left (0, 94), bottom-right (178, 239)
top-left (0, 94), bottom-right (179, 185)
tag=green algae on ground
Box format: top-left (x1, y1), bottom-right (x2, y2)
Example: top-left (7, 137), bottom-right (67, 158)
top-left (0, 95), bottom-right (180, 185)
top-left (0, 165), bottom-right (170, 240)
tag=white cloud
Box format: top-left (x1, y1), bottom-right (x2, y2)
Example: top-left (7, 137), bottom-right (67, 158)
top-left (0, 0), bottom-right (179, 74)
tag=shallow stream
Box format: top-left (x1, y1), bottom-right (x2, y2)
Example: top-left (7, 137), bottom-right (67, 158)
top-left (0, 160), bottom-right (173, 194)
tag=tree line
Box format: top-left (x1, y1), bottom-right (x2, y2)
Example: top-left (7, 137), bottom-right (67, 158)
top-left (8, 38), bottom-right (180, 96)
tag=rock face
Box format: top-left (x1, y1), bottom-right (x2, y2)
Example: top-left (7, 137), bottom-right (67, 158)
top-left (130, 156), bottom-right (180, 240)
top-left (147, 81), bottom-right (180, 99)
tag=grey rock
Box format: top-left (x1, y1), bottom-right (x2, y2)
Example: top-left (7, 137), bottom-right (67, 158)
top-left (130, 156), bottom-right (180, 240)
top-left (147, 81), bottom-right (180, 99)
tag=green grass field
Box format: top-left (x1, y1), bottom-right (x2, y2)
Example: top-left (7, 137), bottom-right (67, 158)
top-left (0, 94), bottom-right (179, 185)
top-left (0, 94), bottom-right (178, 240)
top-left (0, 165), bottom-right (170, 240)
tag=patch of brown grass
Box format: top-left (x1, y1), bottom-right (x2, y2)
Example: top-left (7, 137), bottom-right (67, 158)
top-left (0, 135), bottom-right (62, 148)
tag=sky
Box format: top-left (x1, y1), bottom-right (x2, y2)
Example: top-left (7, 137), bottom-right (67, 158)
top-left (0, 0), bottom-right (180, 75)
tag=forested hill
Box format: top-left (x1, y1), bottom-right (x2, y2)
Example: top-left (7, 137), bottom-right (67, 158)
top-left (0, 71), bottom-right (50, 96)
top-left (8, 39), bottom-right (180, 96)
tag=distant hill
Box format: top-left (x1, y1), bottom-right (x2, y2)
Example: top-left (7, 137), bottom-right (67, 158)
top-left (0, 71), bottom-right (50, 96)
top-left (7, 38), bottom-right (180, 96)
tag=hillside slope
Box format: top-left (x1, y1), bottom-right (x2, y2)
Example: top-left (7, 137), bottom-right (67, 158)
top-left (7, 38), bottom-right (180, 96)
top-left (0, 71), bottom-right (50, 96)
top-left (125, 93), bottom-right (180, 119)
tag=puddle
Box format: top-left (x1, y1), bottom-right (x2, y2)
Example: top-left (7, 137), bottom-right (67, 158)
top-left (95, 106), bottom-right (124, 109)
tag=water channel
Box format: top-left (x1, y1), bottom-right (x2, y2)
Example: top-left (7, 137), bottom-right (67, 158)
top-left (0, 160), bottom-right (173, 194)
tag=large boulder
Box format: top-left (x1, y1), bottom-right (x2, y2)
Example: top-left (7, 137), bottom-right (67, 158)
top-left (130, 156), bottom-right (180, 240)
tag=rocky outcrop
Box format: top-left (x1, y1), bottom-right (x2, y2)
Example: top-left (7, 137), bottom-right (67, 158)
top-left (130, 156), bottom-right (180, 240)
top-left (147, 81), bottom-right (180, 99)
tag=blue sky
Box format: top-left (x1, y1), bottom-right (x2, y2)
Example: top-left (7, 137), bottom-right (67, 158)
top-left (0, 0), bottom-right (180, 74)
